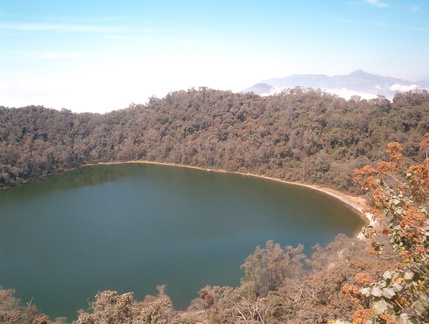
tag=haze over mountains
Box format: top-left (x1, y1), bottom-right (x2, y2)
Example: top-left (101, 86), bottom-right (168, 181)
top-left (242, 70), bottom-right (429, 100)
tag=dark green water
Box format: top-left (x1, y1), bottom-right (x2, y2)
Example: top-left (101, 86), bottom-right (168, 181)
top-left (0, 164), bottom-right (365, 320)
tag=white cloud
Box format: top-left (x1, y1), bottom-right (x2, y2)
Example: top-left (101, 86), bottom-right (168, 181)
top-left (410, 5), bottom-right (419, 12)
top-left (363, 0), bottom-right (388, 8)
top-left (336, 17), bottom-right (362, 25)
top-left (401, 25), bottom-right (428, 32)
top-left (320, 88), bottom-right (380, 100)
top-left (0, 55), bottom-right (274, 113)
top-left (389, 84), bottom-right (420, 92)
top-left (0, 23), bottom-right (125, 33)
top-left (180, 39), bottom-right (193, 45)
top-left (19, 51), bottom-right (101, 59)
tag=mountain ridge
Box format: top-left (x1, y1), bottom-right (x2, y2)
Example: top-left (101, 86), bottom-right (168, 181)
top-left (243, 70), bottom-right (428, 99)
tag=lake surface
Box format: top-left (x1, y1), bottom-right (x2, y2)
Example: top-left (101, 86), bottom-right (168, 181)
top-left (0, 164), bottom-right (365, 320)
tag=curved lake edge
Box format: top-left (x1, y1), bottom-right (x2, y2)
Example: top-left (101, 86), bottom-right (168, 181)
top-left (0, 159), bottom-right (370, 227)
top-left (0, 160), bottom-right (369, 319)
top-left (84, 160), bottom-right (370, 227)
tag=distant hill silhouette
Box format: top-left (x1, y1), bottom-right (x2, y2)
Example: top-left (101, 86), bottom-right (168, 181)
top-left (243, 70), bottom-right (428, 99)
top-left (241, 83), bottom-right (276, 96)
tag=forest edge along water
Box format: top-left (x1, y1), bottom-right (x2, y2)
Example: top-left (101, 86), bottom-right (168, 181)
top-left (0, 159), bottom-right (368, 220)
top-left (88, 160), bottom-right (369, 225)
top-left (0, 162), bottom-right (368, 320)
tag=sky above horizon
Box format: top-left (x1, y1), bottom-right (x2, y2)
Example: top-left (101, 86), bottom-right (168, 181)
top-left (1, 0), bottom-right (428, 113)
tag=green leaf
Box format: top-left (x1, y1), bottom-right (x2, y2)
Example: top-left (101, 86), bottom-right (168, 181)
top-left (371, 287), bottom-right (382, 297)
top-left (374, 299), bottom-right (388, 314)
top-left (360, 287), bottom-right (371, 297)
top-left (413, 299), bottom-right (428, 315)
top-left (382, 288), bottom-right (396, 299)
top-left (404, 271), bottom-right (414, 280)
top-left (393, 282), bottom-right (403, 292)
top-left (383, 271), bottom-right (392, 280)
top-left (392, 198), bottom-right (401, 205)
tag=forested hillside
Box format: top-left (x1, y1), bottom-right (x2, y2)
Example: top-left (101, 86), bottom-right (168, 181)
top-left (2, 135), bottom-right (428, 323)
top-left (1, 88), bottom-right (428, 193)
top-left (0, 89), bottom-right (428, 322)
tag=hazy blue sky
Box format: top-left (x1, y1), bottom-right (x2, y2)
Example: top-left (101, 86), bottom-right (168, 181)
top-left (1, 0), bottom-right (428, 113)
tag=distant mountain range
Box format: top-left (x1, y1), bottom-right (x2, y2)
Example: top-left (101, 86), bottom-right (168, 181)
top-left (242, 70), bottom-right (429, 99)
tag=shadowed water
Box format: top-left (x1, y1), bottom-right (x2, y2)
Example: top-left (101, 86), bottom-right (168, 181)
top-left (0, 164), bottom-right (365, 320)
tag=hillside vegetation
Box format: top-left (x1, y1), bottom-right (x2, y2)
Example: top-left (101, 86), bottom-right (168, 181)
top-left (0, 89), bottom-right (428, 323)
top-left (1, 88), bottom-right (428, 192)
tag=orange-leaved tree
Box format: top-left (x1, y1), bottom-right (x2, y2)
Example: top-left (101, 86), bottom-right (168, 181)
top-left (346, 133), bottom-right (429, 323)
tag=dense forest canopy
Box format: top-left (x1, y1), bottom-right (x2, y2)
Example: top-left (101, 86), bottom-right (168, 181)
top-left (1, 88), bottom-right (428, 193)
top-left (1, 88), bottom-right (428, 323)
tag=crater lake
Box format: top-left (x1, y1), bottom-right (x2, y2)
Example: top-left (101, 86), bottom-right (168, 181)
top-left (0, 163), bottom-right (366, 320)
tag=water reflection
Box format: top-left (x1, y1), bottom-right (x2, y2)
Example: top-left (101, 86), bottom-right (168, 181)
top-left (0, 164), bottom-right (365, 320)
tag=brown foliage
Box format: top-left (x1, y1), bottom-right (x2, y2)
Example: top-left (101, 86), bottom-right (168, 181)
top-left (352, 134), bottom-right (429, 322)
top-left (75, 287), bottom-right (185, 324)
top-left (1, 93), bottom-right (429, 322)
top-left (0, 287), bottom-right (55, 324)
top-left (2, 90), bottom-right (429, 194)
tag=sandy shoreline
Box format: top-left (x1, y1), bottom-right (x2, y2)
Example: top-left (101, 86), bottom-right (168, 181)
top-left (1, 159), bottom-right (369, 224)
top-left (88, 160), bottom-right (369, 224)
